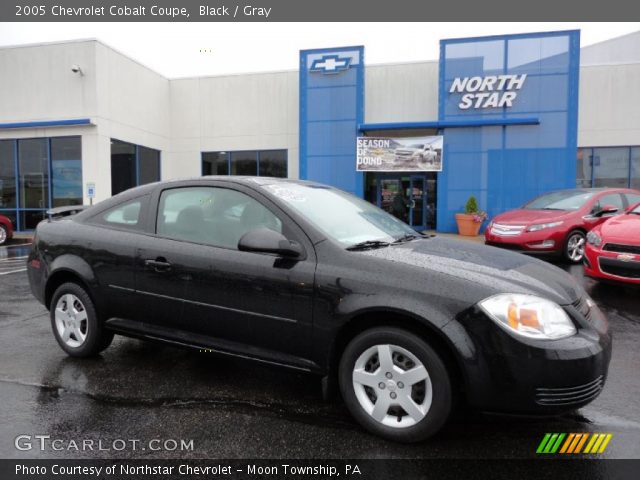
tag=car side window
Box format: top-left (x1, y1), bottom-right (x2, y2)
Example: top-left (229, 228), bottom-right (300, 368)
top-left (157, 186), bottom-right (283, 249)
top-left (97, 199), bottom-right (143, 228)
top-left (625, 193), bottom-right (640, 207)
top-left (591, 194), bottom-right (624, 214)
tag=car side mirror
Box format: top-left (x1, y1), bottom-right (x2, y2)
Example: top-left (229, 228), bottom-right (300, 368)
top-left (238, 228), bottom-right (303, 258)
top-left (596, 204), bottom-right (619, 217)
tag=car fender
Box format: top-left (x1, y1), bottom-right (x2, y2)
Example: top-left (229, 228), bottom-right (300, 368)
top-left (45, 254), bottom-right (99, 307)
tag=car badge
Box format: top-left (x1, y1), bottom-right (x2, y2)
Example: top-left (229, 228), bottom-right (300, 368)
top-left (617, 254), bottom-right (635, 262)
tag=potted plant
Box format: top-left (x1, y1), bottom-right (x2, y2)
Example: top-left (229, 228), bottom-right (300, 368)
top-left (455, 195), bottom-right (488, 236)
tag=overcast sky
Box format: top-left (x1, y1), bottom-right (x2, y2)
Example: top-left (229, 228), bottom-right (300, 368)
top-left (1, 22), bottom-right (638, 77)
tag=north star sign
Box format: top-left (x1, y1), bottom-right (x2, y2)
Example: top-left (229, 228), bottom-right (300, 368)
top-left (449, 74), bottom-right (527, 109)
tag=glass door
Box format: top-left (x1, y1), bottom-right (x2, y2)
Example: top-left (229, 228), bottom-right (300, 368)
top-left (409, 175), bottom-right (426, 231)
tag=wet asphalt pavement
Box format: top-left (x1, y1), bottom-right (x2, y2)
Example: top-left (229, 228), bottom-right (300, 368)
top-left (0, 243), bottom-right (639, 460)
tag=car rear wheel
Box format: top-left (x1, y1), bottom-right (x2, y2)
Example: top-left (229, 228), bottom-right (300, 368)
top-left (339, 327), bottom-right (452, 443)
top-left (564, 230), bottom-right (586, 263)
top-left (50, 282), bottom-right (114, 357)
top-left (0, 225), bottom-right (7, 245)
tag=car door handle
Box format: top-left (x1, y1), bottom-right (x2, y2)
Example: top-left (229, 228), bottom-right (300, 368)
top-left (145, 258), bottom-right (172, 272)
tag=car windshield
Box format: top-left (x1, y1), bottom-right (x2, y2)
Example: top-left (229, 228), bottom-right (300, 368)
top-left (523, 191), bottom-right (596, 211)
top-left (263, 183), bottom-right (416, 246)
top-left (407, 144), bottom-right (424, 149)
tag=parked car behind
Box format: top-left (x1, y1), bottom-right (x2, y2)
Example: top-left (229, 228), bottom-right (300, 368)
top-left (584, 202), bottom-right (640, 285)
top-left (27, 177), bottom-right (611, 442)
top-left (0, 213), bottom-right (14, 245)
top-left (485, 188), bottom-right (640, 263)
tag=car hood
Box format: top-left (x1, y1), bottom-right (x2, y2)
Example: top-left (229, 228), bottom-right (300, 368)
top-left (360, 237), bottom-right (582, 306)
top-left (492, 209), bottom-right (571, 225)
top-left (597, 214), bottom-right (640, 243)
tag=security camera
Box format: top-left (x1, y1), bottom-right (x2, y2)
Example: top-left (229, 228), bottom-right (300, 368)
top-left (71, 64), bottom-right (84, 76)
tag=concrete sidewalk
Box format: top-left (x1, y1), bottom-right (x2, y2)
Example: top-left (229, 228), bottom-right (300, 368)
top-left (423, 231), bottom-right (485, 244)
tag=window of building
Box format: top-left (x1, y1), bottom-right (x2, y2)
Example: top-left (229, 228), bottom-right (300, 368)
top-left (51, 137), bottom-right (82, 207)
top-left (0, 136), bottom-right (82, 231)
top-left (201, 150), bottom-right (287, 178)
top-left (577, 146), bottom-right (640, 189)
top-left (111, 139), bottom-right (161, 196)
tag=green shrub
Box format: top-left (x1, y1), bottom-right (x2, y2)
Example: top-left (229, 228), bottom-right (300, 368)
top-left (464, 195), bottom-right (479, 214)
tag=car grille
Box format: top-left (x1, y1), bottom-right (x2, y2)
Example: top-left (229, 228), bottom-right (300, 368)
top-left (599, 257), bottom-right (640, 279)
top-left (603, 243), bottom-right (640, 255)
top-left (490, 223), bottom-right (526, 236)
top-left (535, 376), bottom-right (604, 406)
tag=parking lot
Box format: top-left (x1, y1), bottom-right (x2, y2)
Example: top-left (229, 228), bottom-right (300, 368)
top-left (1, 242), bottom-right (639, 460)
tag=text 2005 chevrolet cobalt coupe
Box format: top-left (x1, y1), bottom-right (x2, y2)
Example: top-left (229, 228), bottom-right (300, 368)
top-left (28, 177), bottom-right (611, 442)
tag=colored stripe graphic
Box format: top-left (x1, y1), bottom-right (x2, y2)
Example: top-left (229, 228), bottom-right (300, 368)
top-left (538, 433), bottom-right (613, 454)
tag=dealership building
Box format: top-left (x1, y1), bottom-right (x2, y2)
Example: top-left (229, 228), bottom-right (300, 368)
top-left (0, 29), bottom-right (639, 232)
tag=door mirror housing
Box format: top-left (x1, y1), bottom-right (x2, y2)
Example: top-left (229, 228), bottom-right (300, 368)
top-left (596, 204), bottom-right (619, 217)
top-left (238, 228), bottom-right (303, 258)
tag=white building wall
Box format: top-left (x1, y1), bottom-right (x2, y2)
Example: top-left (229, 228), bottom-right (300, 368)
top-left (365, 61), bottom-right (439, 123)
top-left (577, 63), bottom-right (640, 147)
top-left (168, 70), bottom-right (299, 180)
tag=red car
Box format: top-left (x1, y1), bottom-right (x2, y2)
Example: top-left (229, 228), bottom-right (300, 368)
top-left (485, 188), bottom-right (640, 263)
top-left (584, 202), bottom-right (640, 284)
top-left (0, 214), bottom-right (14, 245)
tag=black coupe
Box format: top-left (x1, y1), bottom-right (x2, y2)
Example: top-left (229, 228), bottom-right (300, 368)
top-left (27, 177), bottom-right (611, 442)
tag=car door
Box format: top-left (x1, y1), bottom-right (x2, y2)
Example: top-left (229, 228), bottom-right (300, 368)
top-left (142, 182), bottom-right (316, 362)
top-left (584, 193), bottom-right (625, 228)
top-left (83, 194), bottom-right (152, 320)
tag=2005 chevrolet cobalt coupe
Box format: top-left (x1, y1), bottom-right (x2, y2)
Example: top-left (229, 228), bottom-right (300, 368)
top-left (27, 177), bottom-right (611, 442)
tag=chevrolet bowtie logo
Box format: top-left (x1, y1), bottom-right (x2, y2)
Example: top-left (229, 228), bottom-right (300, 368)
top-left (309, 54), bottom-right (352, 74)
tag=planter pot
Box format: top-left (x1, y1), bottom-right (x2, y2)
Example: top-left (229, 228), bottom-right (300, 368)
top-left (455, 213), bottom-right (482, 236)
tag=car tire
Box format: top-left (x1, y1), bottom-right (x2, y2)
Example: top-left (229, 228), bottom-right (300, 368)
top-left (0, 224), bottom-right (7, 245)
top-left (339, 327), bottom-right (452, 443)
top-left (564, 230), bottom-right (586, 263)
top-left (50, 282), bottom-right (114, 357)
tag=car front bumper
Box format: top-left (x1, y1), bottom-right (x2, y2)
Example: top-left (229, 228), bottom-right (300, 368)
top-left (445, 300), bottom-right (612, 414)
top-left (584, 243), bottom-right (640, 285)
top-left (484, 226), bottom-right (566, 255)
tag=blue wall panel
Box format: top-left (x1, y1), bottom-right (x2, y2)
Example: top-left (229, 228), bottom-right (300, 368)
top-left (437, 30), bottom-right (580, 232)
top-left (299, 46), bottom-right (364, 196)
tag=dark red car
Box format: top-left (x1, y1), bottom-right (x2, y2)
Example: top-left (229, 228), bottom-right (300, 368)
top-left (584, 203), bottom-right (640, 285)
top-left (0, 214), bottom-right (14, 245)
top-left (485, 188), bottom-right (640, 263)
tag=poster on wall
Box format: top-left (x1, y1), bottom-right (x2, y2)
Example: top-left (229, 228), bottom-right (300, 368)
top-left (356, 136), bottom-right (444, 172)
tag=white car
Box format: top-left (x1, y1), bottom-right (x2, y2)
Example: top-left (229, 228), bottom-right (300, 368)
top-left (394, 144), bottom-right (438, 165)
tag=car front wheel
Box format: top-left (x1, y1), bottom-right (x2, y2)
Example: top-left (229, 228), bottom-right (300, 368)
top-left (0, 224), bottom-right (7, 245)
top-left (50, 282), bottom-right (114, 357)
top-left (564, 230), bottom-right (586, 263)
top-left (339, 327), bottom-right (452, 443)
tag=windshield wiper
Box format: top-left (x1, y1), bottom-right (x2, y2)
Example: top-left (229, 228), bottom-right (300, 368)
top-left (346, 240), bottom-right (391, 251)
top-left (392, 233), bottom-right (421, 244)
top-left (541, 207), bottom-right (565, 210)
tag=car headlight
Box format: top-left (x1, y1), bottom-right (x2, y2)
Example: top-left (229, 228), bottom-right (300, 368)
top-left (479, 293), bottom-right (577, 340)
top-left (527, 221), bottom-right (563, 232)
top-left (586, 231), bottom-right (602, 246)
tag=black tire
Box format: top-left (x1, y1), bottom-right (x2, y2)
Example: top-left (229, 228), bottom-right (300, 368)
top-left (339, 327), bottom-right (452, 443)
top-left (0, 224), bottom-right (7, 245)
top-left (50, 282), bottom-right (114, 357)
top-left (564, 230), bottom-right (586, 264)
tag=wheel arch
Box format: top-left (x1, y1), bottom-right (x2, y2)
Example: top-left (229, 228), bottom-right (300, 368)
top-left (328, 309), bottom-right (466, 398)
top-left (45, 258), bottom-right (97, 310)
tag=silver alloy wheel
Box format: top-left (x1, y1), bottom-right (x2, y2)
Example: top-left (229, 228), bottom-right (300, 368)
top-left (0, 225), bottom-right (6, 244)
top-left (352, 344), bottom-right (433, 428)
top-left (54, 293), bottom-right (88, 348)
top-left (566, 233), bottom-right (586, 262)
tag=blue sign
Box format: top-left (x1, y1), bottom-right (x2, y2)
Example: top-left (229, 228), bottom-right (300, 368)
top-left (299, 46), bottom-right (364, 196)
top-left (437, 30), bottom-right (581, 232)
